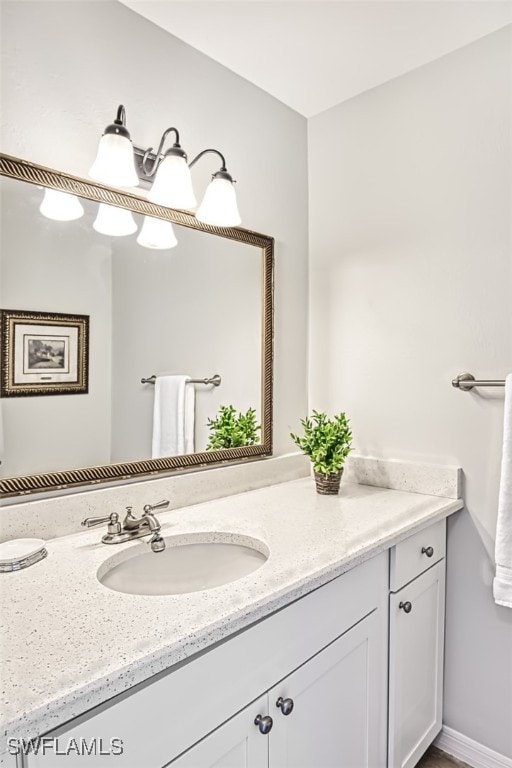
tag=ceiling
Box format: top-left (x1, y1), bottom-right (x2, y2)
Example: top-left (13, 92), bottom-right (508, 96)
top-left (120, 1), bottom-right (512, 117)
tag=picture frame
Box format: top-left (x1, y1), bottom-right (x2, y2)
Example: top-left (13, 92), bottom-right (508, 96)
top-left (0, 309), bottom-right (89, 397)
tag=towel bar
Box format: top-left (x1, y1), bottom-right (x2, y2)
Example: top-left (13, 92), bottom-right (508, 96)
top-left (141, 374), bottom-right (221, 387)
top-left (452, 373), bottom-right (505, 391)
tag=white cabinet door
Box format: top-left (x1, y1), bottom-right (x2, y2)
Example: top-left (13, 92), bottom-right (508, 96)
top-left (388, 560), bottom-right (445, 768)
top-left (269, 610), bottom-right (385, 768)
top-left (166, 695), bottom-right (268, 768)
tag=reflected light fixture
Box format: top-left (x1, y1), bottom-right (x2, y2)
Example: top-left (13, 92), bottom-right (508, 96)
top-left (89, 105), bottom-right (139, 188)
top-left (137, 216), bottom-right (178, 250)
top-left (93, 203), bottom-right (137, 237)
top-left (39, 189), bottom-right (84, 221)
top-left (91, 105), bottom-right (242, 228)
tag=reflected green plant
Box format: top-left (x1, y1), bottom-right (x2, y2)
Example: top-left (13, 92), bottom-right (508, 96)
top-left (206, 405), bottom-right (261, 450)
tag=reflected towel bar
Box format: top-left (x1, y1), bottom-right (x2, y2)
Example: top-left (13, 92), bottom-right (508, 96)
top-left (141, 374), bottom-right (221, 386)
top-left (452, 373), bottom-right (505, 392)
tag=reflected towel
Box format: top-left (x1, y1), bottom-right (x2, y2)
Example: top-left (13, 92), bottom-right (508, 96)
top-left (493, 373), bottom-right (512, 608)
top-left (151, 375), bottom-right (195, 458)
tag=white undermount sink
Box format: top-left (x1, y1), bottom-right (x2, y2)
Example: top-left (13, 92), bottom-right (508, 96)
top-left (97, 532), bottom-right (269, 596)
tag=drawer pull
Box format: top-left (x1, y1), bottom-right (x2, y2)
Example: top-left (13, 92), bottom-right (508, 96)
top-left (399, 601), bottom-right (412, 613)
top-left (254, 714), bottom-right (273, 734)
top-left (276, 696), bottom-right (294, 716)
top-left (422, 546), bottom-right (434, 558)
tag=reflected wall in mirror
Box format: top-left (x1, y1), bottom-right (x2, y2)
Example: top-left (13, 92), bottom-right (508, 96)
top-left (0, 155), bottom-right (273, 497)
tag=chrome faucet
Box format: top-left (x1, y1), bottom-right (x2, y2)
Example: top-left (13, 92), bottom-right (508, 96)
top-left (81, 500), bottom-right (169, 553)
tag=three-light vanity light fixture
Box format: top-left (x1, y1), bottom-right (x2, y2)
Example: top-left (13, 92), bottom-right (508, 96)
top-left (39, 105), bottom-right (241, 249)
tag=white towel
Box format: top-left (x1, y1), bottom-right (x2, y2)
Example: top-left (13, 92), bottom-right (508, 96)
top-left (493, 373), bottom-right (512, 608)
top-left (151, 375), bottom-right (195, 458)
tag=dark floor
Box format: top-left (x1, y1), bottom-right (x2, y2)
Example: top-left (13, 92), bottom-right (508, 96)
top-left (417, 746), bottom-right (471, 768)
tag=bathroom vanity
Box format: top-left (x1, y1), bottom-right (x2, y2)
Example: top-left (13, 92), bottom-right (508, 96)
top-left (0, 473), bottom-right (461, 768)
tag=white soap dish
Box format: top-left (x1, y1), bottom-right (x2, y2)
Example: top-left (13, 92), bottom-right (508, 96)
top-left (0, 538), bottom-right (47, 573)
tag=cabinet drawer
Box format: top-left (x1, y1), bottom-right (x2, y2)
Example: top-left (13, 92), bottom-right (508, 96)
top-left (390, 519), bottom-right (446, 592)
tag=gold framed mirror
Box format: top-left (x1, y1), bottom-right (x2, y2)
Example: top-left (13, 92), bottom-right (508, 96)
top-left (0, 154), bottom-right (274, 497)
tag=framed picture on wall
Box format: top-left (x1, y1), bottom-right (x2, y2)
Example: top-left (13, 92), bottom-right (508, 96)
top-left (0, 309), bottom-right (89, 397)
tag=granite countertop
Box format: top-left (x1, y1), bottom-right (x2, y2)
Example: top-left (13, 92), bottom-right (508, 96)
top-left (0, 477), bottom-right (463, 749)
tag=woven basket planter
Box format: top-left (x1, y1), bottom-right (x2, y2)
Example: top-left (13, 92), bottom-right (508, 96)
top-left (314, 468), bottom-right (343, 495)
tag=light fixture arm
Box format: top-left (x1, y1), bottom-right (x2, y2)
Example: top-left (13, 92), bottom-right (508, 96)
top-left (189, 148), bottom-right (227, 173)
top-left (115, 105), bottom-right (127, 126)
top-left (141, 127), bottom-right (182, 178)
top-left (102, 104), bottom-right (131, 141)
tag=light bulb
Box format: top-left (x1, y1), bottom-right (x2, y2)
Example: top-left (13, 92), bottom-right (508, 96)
top-left (137, 216), bottom-right (178, 250)
top-left (39, 189), bottom-right (84, 221)
top-left (93, 204), bottom-right (137, 237)
top-left (148, 153), bottom-right (197, 209)
top-left (89, 133), bottom-right (139, 188)
top-left (196, 174), bottom-right (241, 227)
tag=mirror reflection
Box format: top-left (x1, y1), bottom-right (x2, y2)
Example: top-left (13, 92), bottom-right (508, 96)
top-left (0, 174), bottom-right (263, 481)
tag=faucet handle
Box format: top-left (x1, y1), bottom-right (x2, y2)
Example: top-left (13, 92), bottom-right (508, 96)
top-left (143, 500), bottom-right (170, 514)
top-left (81, 512), bottom-right (120, 533)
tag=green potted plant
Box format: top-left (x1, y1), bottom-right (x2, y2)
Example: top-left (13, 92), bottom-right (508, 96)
top-left (206, 405), bottom-right (260, 450)
top-left (291, 410), bottom-right (352, 495)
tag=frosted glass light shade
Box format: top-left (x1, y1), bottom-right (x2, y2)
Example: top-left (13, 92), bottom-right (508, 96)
top-left (93, 204), bottom-right (137, 237)
top-left (89, 133), bottom-right (139, 188)
top-left (39, 189), bottom-right (84, 221)
top-left (137, 216), bottom-right (178, 250)
top-left (196, 177), bottom-right (241, 227)
top-left (148, 155), bottom-right (197, 209)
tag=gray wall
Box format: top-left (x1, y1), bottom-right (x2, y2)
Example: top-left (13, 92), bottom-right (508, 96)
top-left (308, 27), bottom-right (512, 757)
top-left (0, 0), bottom-right (308, 463)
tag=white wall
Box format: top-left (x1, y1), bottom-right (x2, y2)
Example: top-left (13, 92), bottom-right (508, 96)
top-left (0, 175), bottom-right (263, 474)
top-left (0, 0), bottom-right (308, 463)
top-left (0, 178), bottom-right (113, 476)
top-left (110, 224), bottom-right (262, 462)
top-left (309, 26), bottom-right (512, 757)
